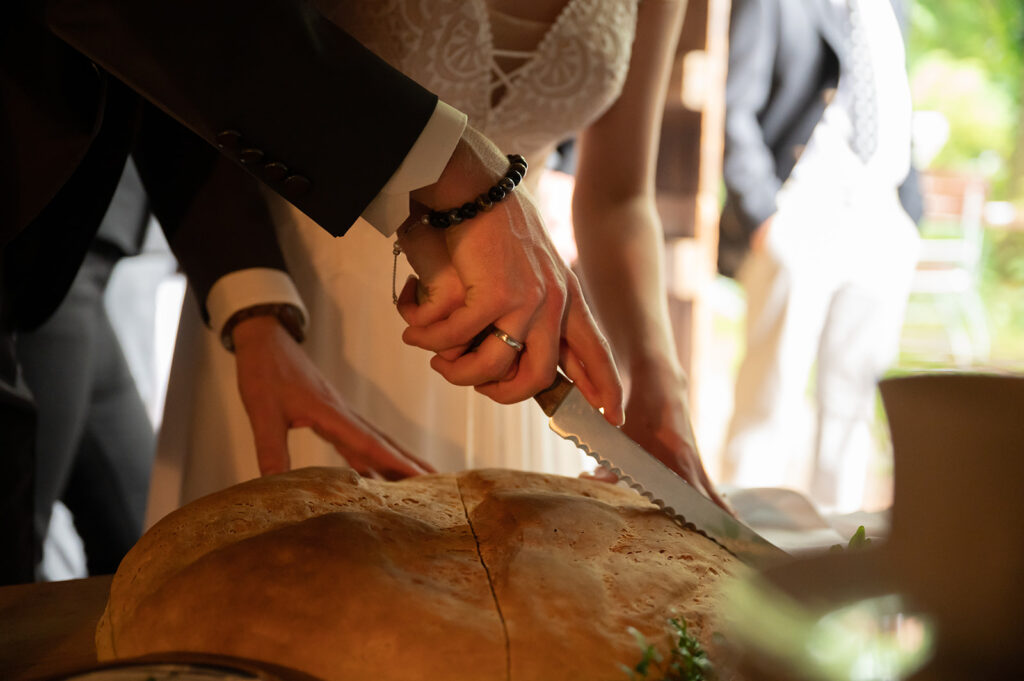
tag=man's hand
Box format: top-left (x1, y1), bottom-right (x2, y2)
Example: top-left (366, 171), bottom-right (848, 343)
top-left (397, 127), bottom-right (624, 425)
top-left (232, 315), bottom-right (434, 479)
top-left (395, 212), bottom-right (466, 335)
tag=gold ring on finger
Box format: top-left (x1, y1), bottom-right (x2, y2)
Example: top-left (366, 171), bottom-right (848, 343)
top-left (492, 327), bottom-right (525, 352)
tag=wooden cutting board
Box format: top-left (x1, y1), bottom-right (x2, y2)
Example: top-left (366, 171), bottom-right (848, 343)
top-left (0, 575), bottom-right (112, 681)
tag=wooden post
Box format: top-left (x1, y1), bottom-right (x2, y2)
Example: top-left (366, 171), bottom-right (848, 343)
top-left (656, 0), bottom-right (731, 439)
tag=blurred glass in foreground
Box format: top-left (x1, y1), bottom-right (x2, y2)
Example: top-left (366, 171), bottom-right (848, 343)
top-left (724, 575), bottom-right (935, 681)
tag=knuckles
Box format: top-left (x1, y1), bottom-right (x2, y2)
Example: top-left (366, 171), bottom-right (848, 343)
top-left (518, 281), bottom-right (546, 310)
top-left (532, 364), bottom-right (559, 393)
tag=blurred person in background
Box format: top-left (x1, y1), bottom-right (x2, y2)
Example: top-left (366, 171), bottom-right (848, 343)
top-left (14, 163), bottom-right (154, 578)
top-left (717, 0), bottom-right (922, 512)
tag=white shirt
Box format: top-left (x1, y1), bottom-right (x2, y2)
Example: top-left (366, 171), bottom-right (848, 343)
top-left (787, 0), bottom-right (912, 194)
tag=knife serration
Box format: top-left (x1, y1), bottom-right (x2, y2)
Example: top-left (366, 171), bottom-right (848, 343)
top-left (545, 385), bottom-right (789, 570)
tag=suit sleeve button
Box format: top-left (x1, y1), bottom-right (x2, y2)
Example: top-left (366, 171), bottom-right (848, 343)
top-left (240, 148), bottom-right (265, 165)
top-left (262, 162), bottom-right (289, 183)
top-left (282, 174), bottom-right (311, 199)
top-left (216, 130), bottom-right (243, 152)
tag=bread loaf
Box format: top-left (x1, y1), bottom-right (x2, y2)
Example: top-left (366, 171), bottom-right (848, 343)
top-left (98, 468), bottom-right (741, 680)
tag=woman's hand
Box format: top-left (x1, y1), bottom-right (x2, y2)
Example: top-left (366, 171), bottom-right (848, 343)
top-left (232, 315), bottom-right (435, 479)
top-left (603, 364), bottom-right (732, 514)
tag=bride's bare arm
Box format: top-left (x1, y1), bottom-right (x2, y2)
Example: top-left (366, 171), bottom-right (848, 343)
top-left (572, 0), bottom-right (729, 509)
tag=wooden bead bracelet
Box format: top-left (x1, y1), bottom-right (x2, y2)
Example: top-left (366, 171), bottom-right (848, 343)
top-left (420, 154), bottom-right (528, 228)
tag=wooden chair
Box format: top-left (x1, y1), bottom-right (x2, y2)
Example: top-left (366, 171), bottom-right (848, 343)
top-left (902, 170), bottom-right (990, 365)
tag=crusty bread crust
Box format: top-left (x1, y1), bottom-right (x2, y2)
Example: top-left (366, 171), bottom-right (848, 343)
top-left (99, 468), bottom-right (741, 680)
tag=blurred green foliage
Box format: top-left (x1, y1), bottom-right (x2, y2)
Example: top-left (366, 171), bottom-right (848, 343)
top-left (909, 55), bottom-right (1016, 190)
top-left (908, 0), bottom-right (1023, 199)
top-left (899, 0), bottom-right (1024, 368)
top-left (980, 228), bottom-right (1024, 363)
top-left (910, 0), bottom-right (1023, 96)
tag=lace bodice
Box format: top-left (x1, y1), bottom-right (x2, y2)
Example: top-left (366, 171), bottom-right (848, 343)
top-left (325, 0), bottom-right (639, 160)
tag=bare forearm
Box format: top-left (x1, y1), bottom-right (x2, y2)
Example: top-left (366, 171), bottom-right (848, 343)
top-left (573, 196), bottom-right (682, 384)
top-left (574, 195), bottom-right (733, 508)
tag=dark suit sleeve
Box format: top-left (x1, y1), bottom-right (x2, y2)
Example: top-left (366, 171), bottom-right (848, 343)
top-left (132, 102), bottom-right (288, 323)
top-left (722, 0), bottom-right (783, 234)
top-left (45, 0), bottom-right (438, 237)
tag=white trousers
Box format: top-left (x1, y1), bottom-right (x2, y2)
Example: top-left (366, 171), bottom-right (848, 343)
top-left (722, 176), bottom-right (920, 512)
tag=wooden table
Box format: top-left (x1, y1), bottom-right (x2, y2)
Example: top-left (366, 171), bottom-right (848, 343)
top-left (0, 576), bottom-right (323, 681)
top-left (0, 576), bottom-right (112, 681)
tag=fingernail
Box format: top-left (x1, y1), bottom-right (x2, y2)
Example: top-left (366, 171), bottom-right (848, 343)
top-left (605, 406), bottom-right (625, 427)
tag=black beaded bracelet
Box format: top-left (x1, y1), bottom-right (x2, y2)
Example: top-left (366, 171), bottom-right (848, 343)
top-left (420, 154), bottom-right (528, 229)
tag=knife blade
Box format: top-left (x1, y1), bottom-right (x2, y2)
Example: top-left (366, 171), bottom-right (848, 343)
top-left (535, 374), bottom-right (789, 570)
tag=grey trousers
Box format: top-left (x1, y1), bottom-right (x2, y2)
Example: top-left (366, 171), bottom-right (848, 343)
top-left (0, 330), bottom-right (36, 584)
top-left (16, 247), bottom-right (154, 576)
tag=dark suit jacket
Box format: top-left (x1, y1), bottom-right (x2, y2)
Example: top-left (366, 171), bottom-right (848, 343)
top-left (718, 0), bottom-right (920, 278)
top-left (1, 0), bottom-right (439, 330)
top-left (1, 0), bottom-right (444, 583)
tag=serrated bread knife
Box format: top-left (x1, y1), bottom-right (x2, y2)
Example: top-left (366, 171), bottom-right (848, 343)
top-left (535, 374), bottom-right (789, 570)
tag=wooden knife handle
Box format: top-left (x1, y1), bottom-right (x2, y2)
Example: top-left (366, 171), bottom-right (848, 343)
top-left (533, 371), bottom-right (573, 417)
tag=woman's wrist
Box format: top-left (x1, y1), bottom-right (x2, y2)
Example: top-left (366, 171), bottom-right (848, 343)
top-left (625, 351), bottom-right (688, 393)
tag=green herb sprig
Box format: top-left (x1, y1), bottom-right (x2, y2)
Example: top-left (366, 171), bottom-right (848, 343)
top-left (619, 617), bottom-right (714, 681)
top-left (829, 524), bottom-right (872, 553)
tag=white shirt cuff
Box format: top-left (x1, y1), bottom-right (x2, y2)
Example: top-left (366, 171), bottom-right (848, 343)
top-left (361, 100), bottom-right (467, 236)
top-left (206, 268), bottom-right (309, 337)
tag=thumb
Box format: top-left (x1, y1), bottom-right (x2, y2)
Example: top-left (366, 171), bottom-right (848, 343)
top-left (396, 273), bottom-right (466, 328)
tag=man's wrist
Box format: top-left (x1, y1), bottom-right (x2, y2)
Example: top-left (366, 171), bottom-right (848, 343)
top-left (409, 127), bottom-right (507, 211)
top-left (222, 303), bottom-right (306, 352)
top-left (362, 101), bottom-right (468, 235)
top-left (206, 268), bottom-right (308, 341)
top-left (415, 154), bottom-right (527, 229)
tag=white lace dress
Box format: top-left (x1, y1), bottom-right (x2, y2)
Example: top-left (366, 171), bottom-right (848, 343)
top-left (148, 0), bottom-right (639, 524)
